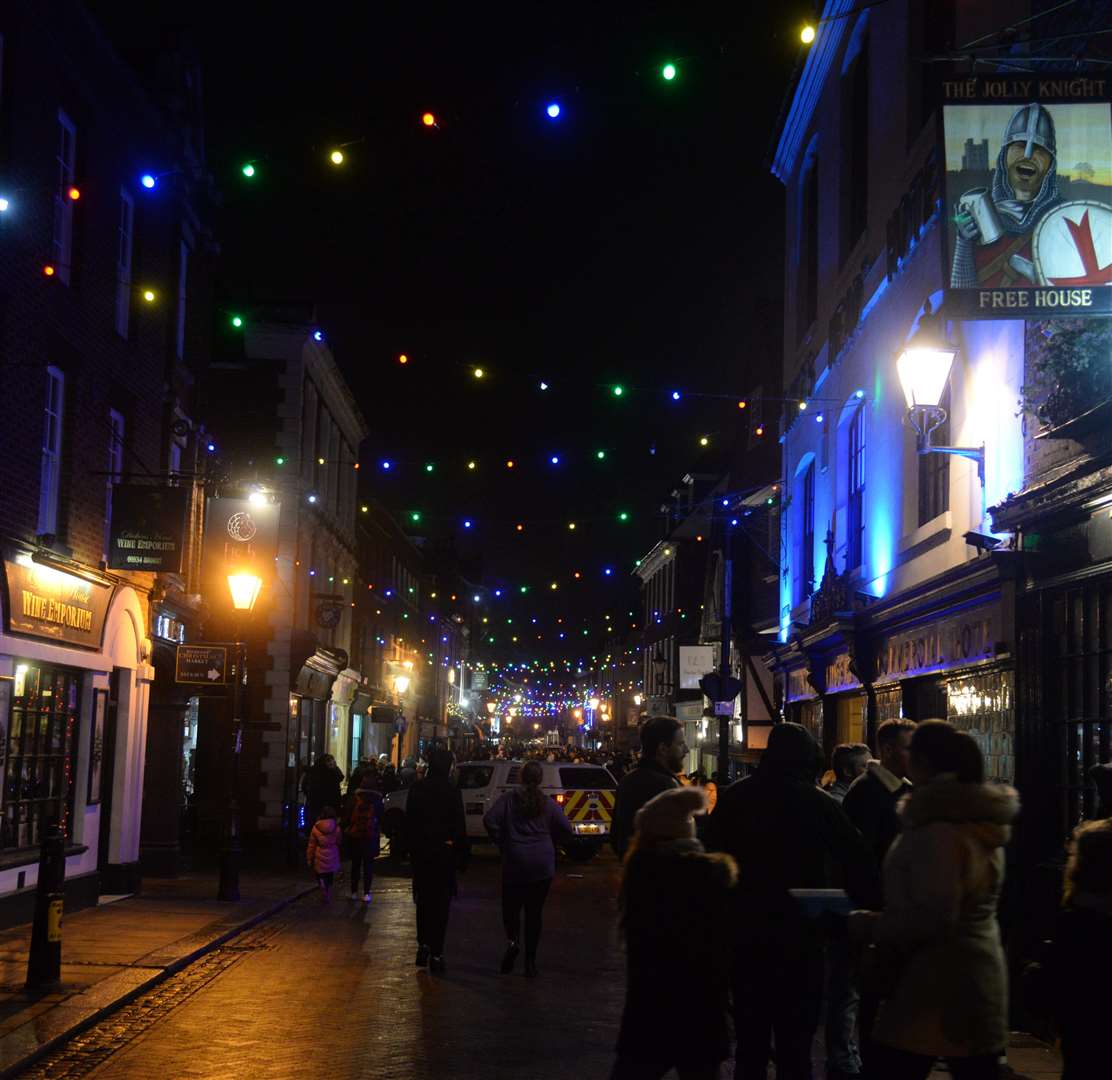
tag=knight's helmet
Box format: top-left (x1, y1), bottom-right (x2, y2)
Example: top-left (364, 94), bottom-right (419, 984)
top-left (1003, 102), bottom-right (1057, 161)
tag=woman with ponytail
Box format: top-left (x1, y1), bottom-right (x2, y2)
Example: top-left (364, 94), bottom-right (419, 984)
top-left (484, 760), bottom-right (575, 976)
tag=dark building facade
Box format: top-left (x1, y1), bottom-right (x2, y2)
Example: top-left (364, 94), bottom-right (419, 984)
top-left (0, 0), bottom-right (216, 912)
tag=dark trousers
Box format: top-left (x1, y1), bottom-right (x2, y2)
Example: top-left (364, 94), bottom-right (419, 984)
top-left (610, 1059), bottom-right (719, 1080)
top-left (317, 871), bottom-right (334, 890)
top-left (350, 841), bottom-right (377, 894)
top-left (501, 877), bottom-right (552, 962)
top-left (733, 944), bottom-right (824, 1080)
top-left (865, 1044), bottom-right (1001, 1080)
top-left (414, 860), bottom-right (454, 956)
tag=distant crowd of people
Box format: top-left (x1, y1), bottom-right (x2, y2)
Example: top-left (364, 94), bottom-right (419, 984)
top-left (297, 724), bottom-right (1110, 1080)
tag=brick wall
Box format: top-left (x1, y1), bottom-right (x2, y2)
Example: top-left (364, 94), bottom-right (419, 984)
top-left (0, 2), bottom-right (212, 592)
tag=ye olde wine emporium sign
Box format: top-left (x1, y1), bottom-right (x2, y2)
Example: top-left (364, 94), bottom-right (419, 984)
top-left (2, 556), bottom-right (113, 649)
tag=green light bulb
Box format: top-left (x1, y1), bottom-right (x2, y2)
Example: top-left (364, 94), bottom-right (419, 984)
top-left (275, 456), bottom-right (285, 465)
top-left (241, 163), bottom-right (256, 178)
top-left (231, 315), bottom-right (243, 328)
top-left (662, 62), bottom-right (677, 81)
top-left (612, 385), bottom-right (624, 397)
top-left (618, 511), bottom-right (629, 522)
top-left (424, 463), bottom-right (434, 473)
top-left (411, 512), bottom-right (421, 523)
top-left (596, 450), bottom-right (606, 460)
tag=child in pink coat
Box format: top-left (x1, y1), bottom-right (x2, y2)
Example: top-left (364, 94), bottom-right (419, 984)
top-left (306, 806), bottom-right (343, 901)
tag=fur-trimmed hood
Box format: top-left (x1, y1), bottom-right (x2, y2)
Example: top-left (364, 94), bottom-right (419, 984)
top-left (898, 777), bottom-right (1019, 851)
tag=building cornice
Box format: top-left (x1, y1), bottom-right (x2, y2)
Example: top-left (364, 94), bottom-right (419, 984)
top-left (770, 0), bottom-right (854, 183)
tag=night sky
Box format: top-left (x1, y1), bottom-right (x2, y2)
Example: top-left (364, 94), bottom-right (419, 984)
top-left (91, 4), bottom-right (810, 675)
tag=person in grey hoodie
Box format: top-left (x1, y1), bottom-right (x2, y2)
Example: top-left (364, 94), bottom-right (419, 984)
top-left (484, 760), bottom-right (574, 976)
top-left (850, 721), bottom-right (1020, 1080)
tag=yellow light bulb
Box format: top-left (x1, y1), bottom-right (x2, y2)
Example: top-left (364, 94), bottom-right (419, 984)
top-left (801, 25), bottom-right (816, 44)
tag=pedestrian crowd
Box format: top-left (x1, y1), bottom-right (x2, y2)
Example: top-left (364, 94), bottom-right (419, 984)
top-left (295, 719), bottom-right (1108, 1080)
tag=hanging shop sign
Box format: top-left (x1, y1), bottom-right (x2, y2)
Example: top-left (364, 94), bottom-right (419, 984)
top-left (202, 496), bottom-right (280, 584)
top-left (678, 645), bottom-right (717, 690)
top-left (107, 485), bottom-right (188, 572)
top-left (2, 556), bottom-right (113, 649)
top-left (941, 75), bottom-right (1111, 317)
top-left (175, 644), bottom-right (231, 685)
top-left (874, 603), bottom-right (1001, 684)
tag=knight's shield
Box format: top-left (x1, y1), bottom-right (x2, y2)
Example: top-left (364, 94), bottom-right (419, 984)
top-left (1032, 200), bottom-right (1112, 288)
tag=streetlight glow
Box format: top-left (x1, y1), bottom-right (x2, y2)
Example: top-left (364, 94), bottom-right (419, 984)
top-left (227, 572), bottom-right (263, 612)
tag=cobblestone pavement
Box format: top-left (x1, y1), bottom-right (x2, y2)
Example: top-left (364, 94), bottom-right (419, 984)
top-left (19, 849), bottom-right (1062, 1079)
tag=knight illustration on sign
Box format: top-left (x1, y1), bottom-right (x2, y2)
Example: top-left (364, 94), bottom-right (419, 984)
top-left (951, 102), bottom-right (1062, 287)
top-left (951, 102), bottom-right (1112, 290)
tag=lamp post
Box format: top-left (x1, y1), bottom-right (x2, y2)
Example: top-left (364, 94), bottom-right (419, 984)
top-left (218, 571), bottom-right (262, 902)
top-left (896, 298), bottom-right (984, 483)
top-left (392, 674), bottom-right (410, 770)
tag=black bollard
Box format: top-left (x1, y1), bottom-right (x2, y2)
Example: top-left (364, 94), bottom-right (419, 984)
top-left (26, 823), bottom-right (65, 991)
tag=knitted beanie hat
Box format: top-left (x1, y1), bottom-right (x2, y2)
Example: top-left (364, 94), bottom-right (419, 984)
top-left (634, 785), bottom-right (707, 841)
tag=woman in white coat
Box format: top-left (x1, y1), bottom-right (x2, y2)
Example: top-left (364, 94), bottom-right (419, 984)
top-left (850, 720), bottom-right (1019, 1080)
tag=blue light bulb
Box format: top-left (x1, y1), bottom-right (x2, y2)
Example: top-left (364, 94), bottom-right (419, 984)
top-left (546, 103), bottom-right (561, 119)
top-left (140, 174), bottom-right (156, 190)
top-left (671, 391), bottom-right (681, 401)
top-left (381, 460), bottom-right (391, 470)
top-left (550, 455), bottom-right (560, 465)
top-left (464, 519), bottom-right (473, 529)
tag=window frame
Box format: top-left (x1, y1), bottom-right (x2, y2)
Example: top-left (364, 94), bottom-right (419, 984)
top-left (115, 190), bottom-right (134, 338)
top-left (847, 405), bottom-right (865, 571)
top-left (801, 460), bottom-right (816, 600)
top-left (918, 384), bottom-right (951, 526)
top-left (175, 237), bottom-right (190, 360)
top-left (2, 662), bottom-right (81, 852)
top-left (37, 366), bottom-right (65, 536)
top-left (52, 110), bottom-right (77, 285)
top-left (104, 408), bottom-right (125, 560)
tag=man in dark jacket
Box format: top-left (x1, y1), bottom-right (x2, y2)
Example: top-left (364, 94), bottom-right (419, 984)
top-left (705, 722), bottom-right (878, 1080)
top-left (301, 754), bottom-right (343, 828)
top-left (405, 749), bottom-right (466, 974)
top-left (611, 716), bottom-right (685, 858)
top-left (841, 719), bottom-right (915, 869)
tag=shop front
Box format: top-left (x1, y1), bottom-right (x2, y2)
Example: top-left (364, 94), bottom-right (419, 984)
top-left (871, 596), bottom-right (1015, 785)
top-left (286, 639), bottom-right (346, 841)
top-left (0, 548), bottom-right (152, 924)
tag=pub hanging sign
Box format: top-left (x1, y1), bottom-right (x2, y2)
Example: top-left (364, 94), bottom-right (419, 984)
top-left (2, 555), bottom-right (113, 649)
top-left (941, 75), bottom-right (1111, 318)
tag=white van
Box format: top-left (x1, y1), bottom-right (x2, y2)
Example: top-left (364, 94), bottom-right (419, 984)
top-left (381, 759), bottom-right (617, 861)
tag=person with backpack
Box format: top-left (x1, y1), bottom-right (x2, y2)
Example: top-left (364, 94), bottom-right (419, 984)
top-left (483, 759), bottom-right (575, 977)
top-left (347, 773), bottom-right (385, 903)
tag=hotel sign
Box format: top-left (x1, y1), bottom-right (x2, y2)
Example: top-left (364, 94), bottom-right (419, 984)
top-left (875, 604), bottom-right (1000, 684)
top-left (3, 557), bottom-right (113, 649)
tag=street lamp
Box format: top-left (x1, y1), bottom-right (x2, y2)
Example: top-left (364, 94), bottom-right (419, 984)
top-left (219, 570), bottom-right (263, 902)
top-left (896, 298), bottom-right (984, 483)
top-left (633, 693), bottom-right (643, 707)
top-left (486, 701), bottom-right (496, 715)
top-left (588, 696), bottom-right (600, 710)
top-left (393, 674), bottom-right (411, 696)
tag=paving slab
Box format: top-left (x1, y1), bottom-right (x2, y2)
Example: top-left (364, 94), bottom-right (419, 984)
top-left (0, 867), bottom-right (315, 1078)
